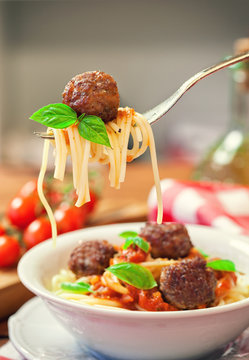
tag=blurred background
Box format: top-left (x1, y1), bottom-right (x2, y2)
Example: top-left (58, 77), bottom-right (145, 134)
top-left (0, 0), bottom-right (248, 167)
top-left (0, 0), bottom-right (249, 326)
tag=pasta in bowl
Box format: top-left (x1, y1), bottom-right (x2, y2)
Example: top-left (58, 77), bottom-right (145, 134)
top-left (18, 223), bottom-right (249, 360)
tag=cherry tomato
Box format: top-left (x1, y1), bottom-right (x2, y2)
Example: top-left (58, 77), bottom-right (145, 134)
top-left (46, 190), bottom-right (64, 208)
top-left (7, 195), bottom-right (44, 230)
top-left (0, 224), bottom-right (5, 235)
top-left (0, 235), bottom-right (20, 267)
top-left (66, 189), bottom-right (98, 215)
top-left (54, 204), bottom-right (86, 234)
top-left (19, 179), bottom-right (38, 198)
top-left (23, 217), bottom-right (52, 249)
top-left (19, 179), bottom-right (48, 198)
top-left (85, 191), bottom-right (98, 214)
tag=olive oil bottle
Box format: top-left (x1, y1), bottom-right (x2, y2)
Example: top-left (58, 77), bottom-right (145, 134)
top-left (193, 38), bottom-right (249, 184)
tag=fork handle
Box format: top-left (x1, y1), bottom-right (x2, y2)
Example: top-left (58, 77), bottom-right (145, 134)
top-left (144, 52), bottom-right (249, 125)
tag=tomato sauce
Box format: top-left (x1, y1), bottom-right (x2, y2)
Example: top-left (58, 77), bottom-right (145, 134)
top-left (126, 285), bottom-right (177, 311)
top-left (215, 271), bottom-right (237, 299)
top-left (137, 289), bottom-right (177, 311)
top-left (89, 251), bottom-right (238, 311)
top-left (90, 275), bottom-right (177, 311)
top-left (90, 275), bottom-right (137, 310)
top-left (118, 245), bottom-right (148, 263)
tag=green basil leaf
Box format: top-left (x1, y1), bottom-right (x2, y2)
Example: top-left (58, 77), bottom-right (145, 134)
top-left (78, 115), bottom-right (111, 148)
top-left (119, 231), bottom-right (138, 238)
top-left (107, 262), bottom-right (157, 290)
top-left (78, 113), bottom-right (86, 121)
top-left (206, 259), bottom-right (237, 272)
top-left (133, 236), bottom-right (150, 253)
top-left (123, 236), bottom-right (149, 253)
top-left (30, 103), bottom-right (77, 129)
top-left (60, 281), bottom-right (94, 293)
top-left (123, 238), bottom-right (134, 249)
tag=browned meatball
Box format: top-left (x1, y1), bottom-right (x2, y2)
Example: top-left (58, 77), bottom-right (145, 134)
top-left (62, 71), bottom-right (120, 123)
top-left (68, 240), bottom-right (116, 277)
top-left (160, 257), bottom-right (217, 310)
top-left (139, 222), bottom-right (193, 259)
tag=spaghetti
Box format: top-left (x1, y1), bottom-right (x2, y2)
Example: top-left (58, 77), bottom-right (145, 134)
top-left (37, 107), bottom-right (163, 244)
top-left (51, 238), bottom-right (249, 311)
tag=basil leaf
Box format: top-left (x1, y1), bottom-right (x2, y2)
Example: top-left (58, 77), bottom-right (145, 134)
top-left (107, 262), bottom-right (157, 290)
top-left (123, 238), bottom-right (134, 249)
top-left (206, 259), bottom-right (237, 272)
top-left (133, 236), bottom-right (150, 253)
top-left (30, 103), bottom-right (77, 129)
top-left (123, 236), bottom-right (149, 253)
top-left (78, 113), bottom-right (85, 121)
top-left (60, 281), bottom-right (94, 293)
top-left (119, 231), bottom-right (138, 238)
top-left (78, 115), bottom-right (111, 148)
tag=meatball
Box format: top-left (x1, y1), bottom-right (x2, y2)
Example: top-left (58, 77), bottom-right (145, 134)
top-left (68, 240), bottom-right (116, 277)
top-left (160, 257), bottom-right (217, 310)
top-left (139, 222), bottom-right (193, 259)
top-left (62, 71), bottom-right (120, 123)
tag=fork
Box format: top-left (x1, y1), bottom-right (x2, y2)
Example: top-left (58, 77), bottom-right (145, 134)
top-left (35, 51), bottom-right (249, 140)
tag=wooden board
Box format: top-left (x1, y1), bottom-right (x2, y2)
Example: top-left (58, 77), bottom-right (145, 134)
top-left (0, 268), bottom-right (33, 319)
top-left (0, 198), bottom-right (148, 319)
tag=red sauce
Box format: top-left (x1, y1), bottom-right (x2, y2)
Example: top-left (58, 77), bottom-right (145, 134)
top-left (138, 289), bottom-right (177, 311)
top-left (90, 275), bottom-right (137, 310)
top-left (215, 271), bottom-right (237, 299)
top-left (118, 245), bottom-right (148, 263)
top-left (126, 285), bottom-right (177, 311)
top-left (88, 250), bottom-right (238, 311)
top-left (126, 155), bottom-right (133, 162)
top-left (90, 275), bottom-right (178, 311)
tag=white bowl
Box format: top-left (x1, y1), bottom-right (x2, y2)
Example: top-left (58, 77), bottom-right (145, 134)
top-left (18, 223), bottom-right (249, 360)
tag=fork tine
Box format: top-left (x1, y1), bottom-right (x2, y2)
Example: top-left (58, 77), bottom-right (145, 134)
top-left (34, 131), bottom-right (55, 140)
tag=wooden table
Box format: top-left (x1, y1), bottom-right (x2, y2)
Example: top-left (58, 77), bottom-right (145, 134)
top-left (0, 161), bottom-right (193, 348)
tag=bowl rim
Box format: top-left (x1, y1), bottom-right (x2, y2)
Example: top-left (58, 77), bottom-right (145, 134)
top-left (18, 222), bottom-right (249, 319)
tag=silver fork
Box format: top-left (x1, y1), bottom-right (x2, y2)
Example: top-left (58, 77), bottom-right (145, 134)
top-left (35, 51), bottom-right (249, 140)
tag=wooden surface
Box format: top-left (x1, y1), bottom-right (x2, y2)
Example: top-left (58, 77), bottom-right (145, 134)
top-left (0, 161), bottom-right (193, 346)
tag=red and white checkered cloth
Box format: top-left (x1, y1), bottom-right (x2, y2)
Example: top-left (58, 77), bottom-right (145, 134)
top-left (148, 179), bottom-right (249, 236)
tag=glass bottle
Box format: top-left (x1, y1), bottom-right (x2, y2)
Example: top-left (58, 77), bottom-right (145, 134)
top-left (193, 38), bottom-right (249, 184)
